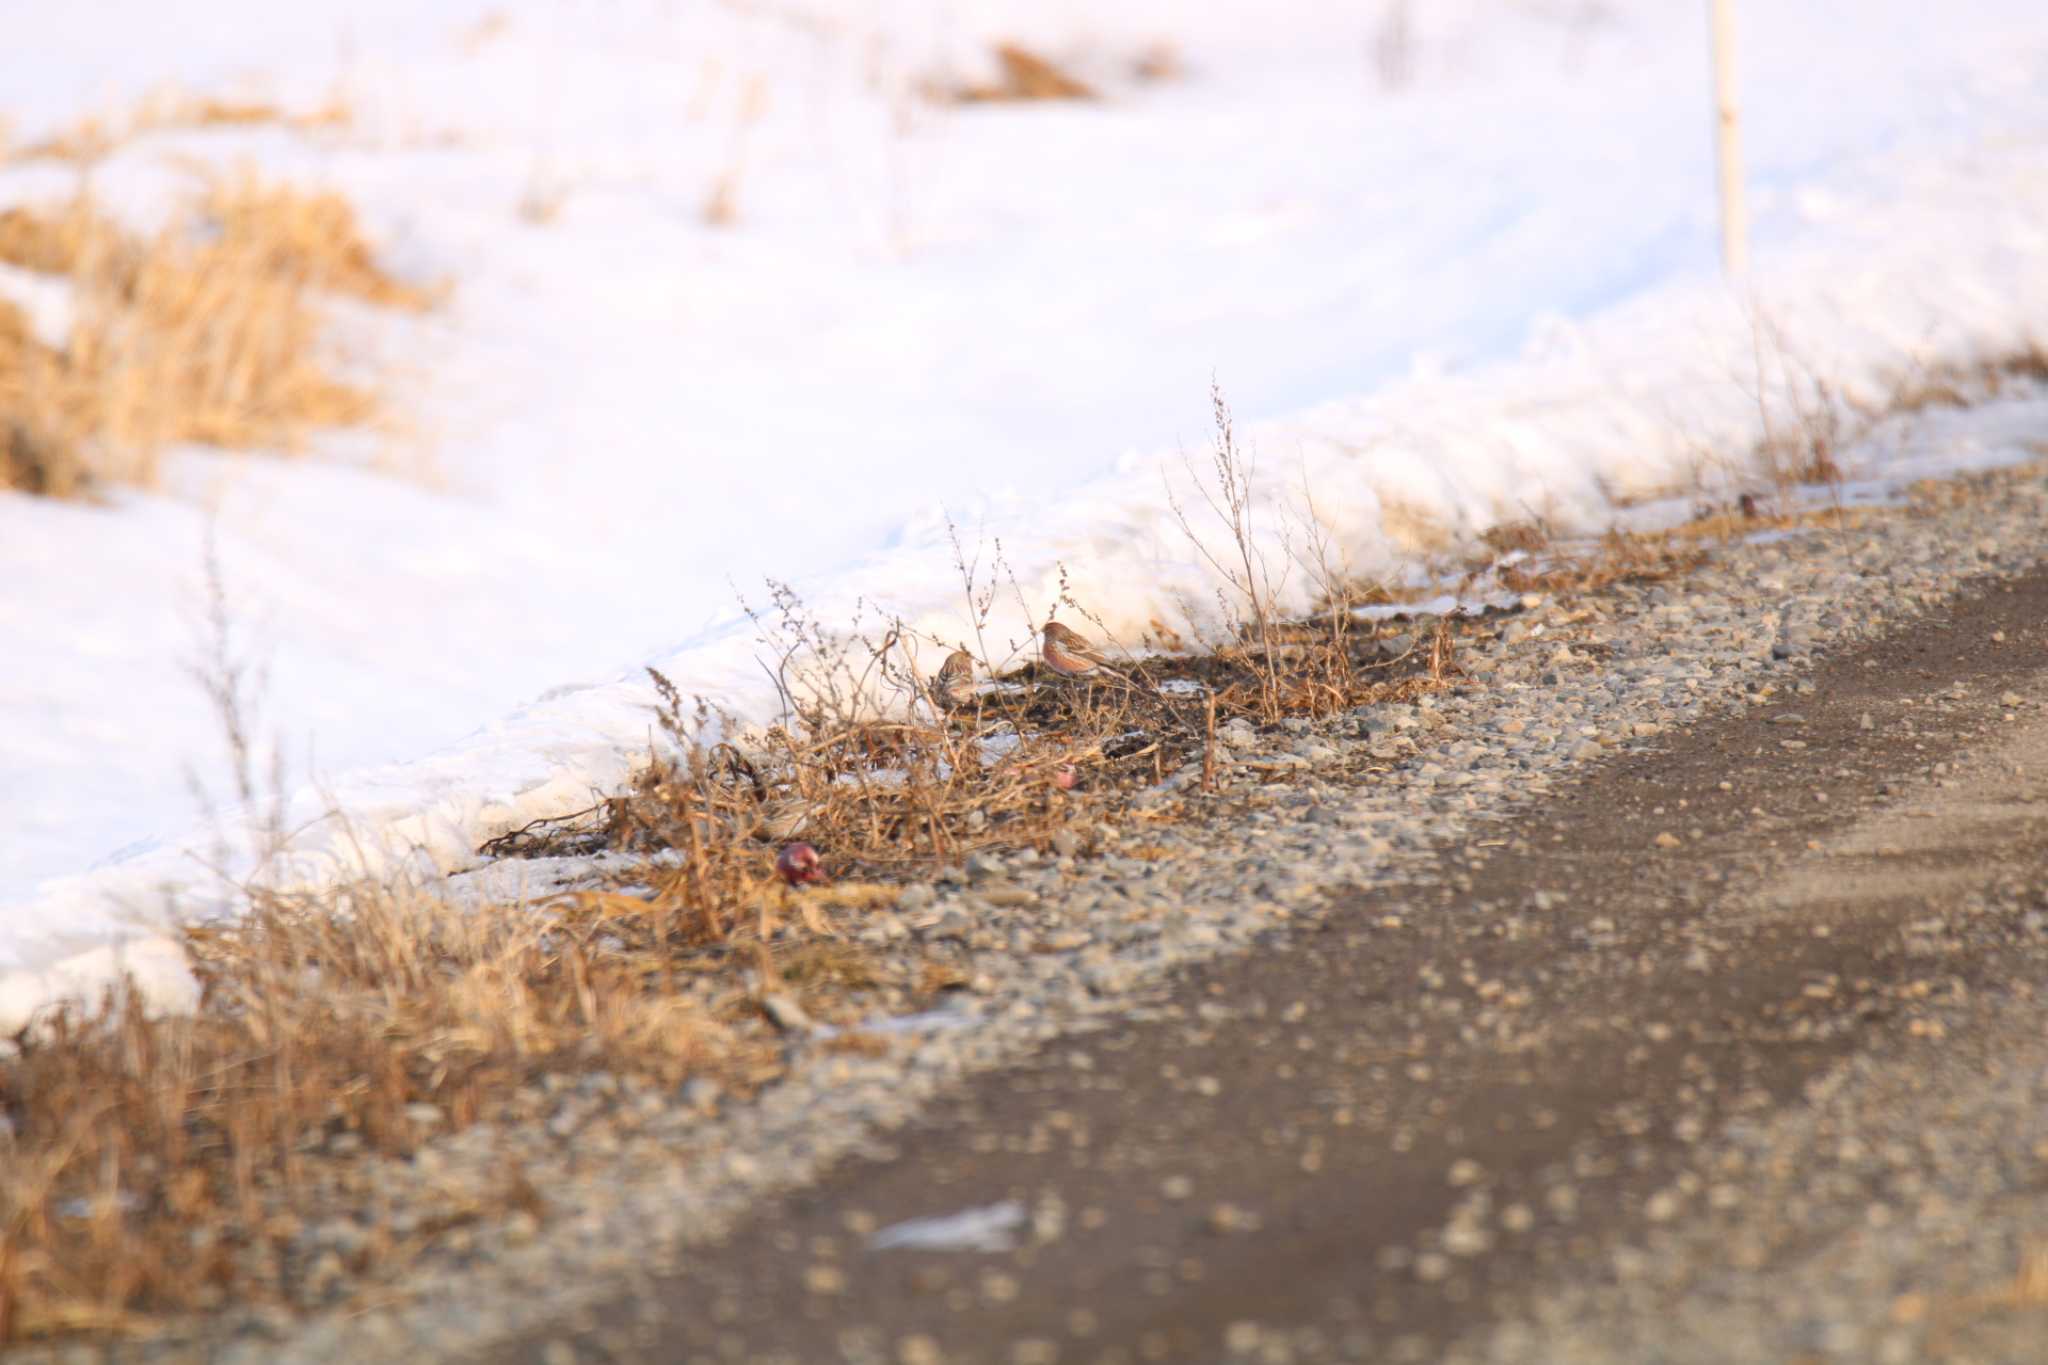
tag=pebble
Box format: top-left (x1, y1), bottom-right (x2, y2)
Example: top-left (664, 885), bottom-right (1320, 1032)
top-left (759, 992), bottom-right (815, 1034)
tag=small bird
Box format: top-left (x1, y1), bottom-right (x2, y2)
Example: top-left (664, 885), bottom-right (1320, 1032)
top-left (932, 648), bottom-right (977, 711)
top-left (775, 842), bottom-right (826, 886)
top-left (1040, 620), bottom-right (1116, 679)
top-left (753, 797), bottom-right (815, 842)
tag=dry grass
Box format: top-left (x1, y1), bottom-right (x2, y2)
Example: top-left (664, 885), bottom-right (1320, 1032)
top-left (0, 879), bottom-right (753, 1342)
top-left (1906, 1240), bottom-right (2048, 1354)
top-left (1485, 527), bottom-right (1707, 597)
top-left (1130, 42), bottom-right (1183, 85)
top-left (1883, 342), bottom-right (2048, 417)
top-left (8, 93), bottom-right (350, 167)
top-left (943, 44), bottom-right (1098, 103)
top-left (0, 175), bottom-right (434, 495)
top-left (701, 73), bottom-right (772, 228)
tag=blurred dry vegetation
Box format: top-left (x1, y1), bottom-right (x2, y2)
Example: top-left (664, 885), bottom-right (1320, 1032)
top-left (2, 89), bottom-right (350, 167)
top-left (0, 91), bottom-right (433, 497)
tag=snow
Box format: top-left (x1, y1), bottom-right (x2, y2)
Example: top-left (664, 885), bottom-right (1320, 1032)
top-left (5, 1), bottom-right (2048, 1028)
top-left (870, 1200), bottom-right (1026, 1254)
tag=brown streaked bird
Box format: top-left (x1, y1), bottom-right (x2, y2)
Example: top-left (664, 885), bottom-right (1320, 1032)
top-left (932, 648), bottom-right (977, 711)
top-left (1040, 620), bottom-right (1116, 679)
top-left (753, 797), bottom-right (815, 842)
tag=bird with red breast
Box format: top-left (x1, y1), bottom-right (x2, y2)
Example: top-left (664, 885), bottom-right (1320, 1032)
top-left (1039, 620), bottom-right (1117, 679)
top-left (775, 842), bottom-right (826, 886)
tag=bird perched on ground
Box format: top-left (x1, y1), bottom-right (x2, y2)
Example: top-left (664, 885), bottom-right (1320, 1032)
top-left (1040, 620), bottom-right (1116, 679)
top-left (932, 648), bottom-right (977, 711)
top-left (775, 842), bottom-right (826, 885)
top-left (753, 797), bottom-right (815, 842)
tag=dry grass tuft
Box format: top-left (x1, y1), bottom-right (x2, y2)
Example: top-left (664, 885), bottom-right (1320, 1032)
top-left (1490, 528), bottom-right (1707, 597)
top-left (1884, 342), bottom-right (2048, 417)
top-left (9, 93), bottom-right (351, 167)
top-left (948, 44), bottom-right (1098, 103)
top-left (198, 177), bottom-right (437, 313)
top-left (0, 175), bottom-right (434, 494)
top-left (1130, 42), bottom-right (1183, 84)
top-left (10, 117), bottom-right (124, 167)
top-left (699, 73), bottom-right (770, 228)
top-left (1915, 1240), bottom-right (2048, 1354)
top-left (0, 881), bottom-right (750, 1342)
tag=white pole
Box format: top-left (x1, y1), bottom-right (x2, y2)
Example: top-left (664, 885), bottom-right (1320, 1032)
top-left (1708, 0), bottom-right (1749, 278)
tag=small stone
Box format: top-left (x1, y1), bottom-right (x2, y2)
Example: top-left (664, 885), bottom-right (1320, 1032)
top-left (1206, 1202), bottom-right (1259, 1234)
top-left (898, 1334), bottom-right (944, 1365)
top-left (804, 1263), bottom-right (847, 1295)
top-left (1654, 831), bottom-right (1683, 849)
top-left (1447, 1158), bottom-right (1485, 1187)
top-left (1161, 1175), bottom-right (1194, 1201)
top-left (923, 909), bottom-right (973, 943)
top-left (759, 992), bottom-right (814, 1034)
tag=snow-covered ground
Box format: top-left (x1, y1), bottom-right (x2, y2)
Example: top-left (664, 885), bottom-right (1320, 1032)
top-left (4, 0), bottom-right (2048, 1026)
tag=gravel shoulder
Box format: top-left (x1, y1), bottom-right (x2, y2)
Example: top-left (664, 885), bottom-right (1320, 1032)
top-left (43, 456), bottom-right (2048, 1365)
